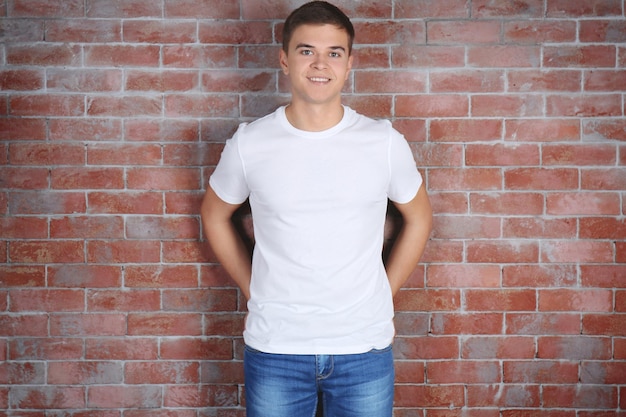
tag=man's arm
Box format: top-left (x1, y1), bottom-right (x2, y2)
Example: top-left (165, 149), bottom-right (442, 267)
top-left (200, 186), bottom-right (252, 300)
top-left (385, 184), bottom-right (433, 297)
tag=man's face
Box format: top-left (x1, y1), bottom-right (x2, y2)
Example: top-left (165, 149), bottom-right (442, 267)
top-left (279, 23), bottom-right (353, 108)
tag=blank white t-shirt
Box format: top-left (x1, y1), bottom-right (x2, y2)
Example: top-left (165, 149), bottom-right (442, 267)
top-left (209, 106), bottom-right (422, 354)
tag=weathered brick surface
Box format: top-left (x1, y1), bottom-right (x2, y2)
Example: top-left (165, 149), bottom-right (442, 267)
top-left (1, 0), bottom-right (625, 415)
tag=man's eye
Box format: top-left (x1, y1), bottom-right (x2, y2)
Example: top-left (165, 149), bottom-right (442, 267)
top-left (330, 52), bottom-right (341, 58)
top-left (301, 50), bottom-right (313, 55)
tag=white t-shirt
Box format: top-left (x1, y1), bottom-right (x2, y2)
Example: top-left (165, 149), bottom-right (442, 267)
top-left (209, 106), bottom-right (422, 354)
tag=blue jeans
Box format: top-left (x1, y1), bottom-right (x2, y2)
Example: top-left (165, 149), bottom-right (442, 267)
top-left (243, 345), bottom-right (395, 417)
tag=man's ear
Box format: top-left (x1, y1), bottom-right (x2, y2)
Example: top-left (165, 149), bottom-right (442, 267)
top-left (279, 49), bottom-right (289, 75)
top-left (344, 54), bottom-right (354, 81)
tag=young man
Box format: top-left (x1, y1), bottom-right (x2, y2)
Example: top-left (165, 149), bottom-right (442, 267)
top-left (201, 2), bottom-right (432, 416)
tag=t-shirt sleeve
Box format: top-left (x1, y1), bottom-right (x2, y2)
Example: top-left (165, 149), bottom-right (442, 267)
top-left (208, 128), bottom-right (250, 205)
top-left (387, 129), bottom-right (423, 204)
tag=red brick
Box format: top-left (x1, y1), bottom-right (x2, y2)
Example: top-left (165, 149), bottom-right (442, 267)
top-left (10, 386), bottom-right (85, 409)
top-left (504, 217), bottom-right (577, 239)
top-left (85, 0), bottom-right (162, 18)
top-left (503, 265), bottom-right (578, 287)
top-left (9, 337), bottom-right (84, 360)
top-left (163, 240), bottom-right (213, 263)
top-left (125, 118), bottom-right (201, 142)
top-left (200, 360), bottom-right (244, 384)
top-left (47, 69), bottom-right (122, 92)
top-left (545, 143), bottom-right (617, 166)
top-left (462, 336), bottom-right (535, 359)
top-left (433, 215), bottom-right (500, 239)
top-left (9, 240), bottom-right (84, 263)
top-left (430, 168), bottom-right (502, 191)
top-left (395, 384), bottom-right (464, 408)
top-left (168, 0), bottom-right (239, 18)
top-left (204, 312), bottom-right (247, 337)
top-left (0, 315), bottom-right (48, 336)
top-left (351, 46), bottom-right (390, 69)
top-left (165, 94), bottom-right (238, 118)
top-left (420, 240), bottom-right (465, 263)
top-left (163, 45), bottom-right (236, 69)
top-left (0, 167), bottom-right (48, 189)
top-left (50, 216), bottom-right (123, 239)
top-left (0, 69), bottom-right (44, 91)
top-left (161, 337), bottom-right (233, 360)
top-left (427, 264), bottom-right (501, 288)
top-left (506, 119), bottom-right (580, 142)
top-left (542, 240), bottom-right (614, 263)
top-left (9, 188), bottom-right (69, 214)
top-left (429, 360), bottom-right (501, 383)
top-left (539, 289), bottom-right (613, 312)
top-left (547, 94), bottom-right (622, 117)
top-left (49, 118), bottom-right (122, 141)
top-left (88, 191), bottom-right (163, 215)
top-left (546, 0), bottom-right (623, 17)
top-left (432, 312), bottom-right (503, 335)
top-left (0, 217), bottom-right (47, 238)
top-left (87, 143), bottom-right (162, 165)
top-left (539, 336), bottom-right (612, 360)
top-left (429, 21), bottom-right (501, 44)
top-left (85, 45), bottom-right (160, 67)
top-left (125, 70), bottom-right (198, 93)
top-left (87, 289), bottom-right (161, 312)
top-left (200, 264), bottom-right (233, 288)
top-left (547, 192), bottom-right (620, 215)
top-left (163, 384), bottom-right (239, 408)
top-left (469, 45), bottom-right (540, 67)
top-left (355, 20), bottom-right (425, 44)
top-left (505, 168), bottom-right (578, 190)
top-left (466, 289), bottom-right (536, 311)
top-left (467, 143), bottom-right (539, 166)
top-left (9, 142), bottom-right (84, 165)
top-left (580, 217), bottom-right (626, 239)
top-left (544, 45), bottom-right (616, 67)
top-left (355, 71), bottom-right (424, 94)
top-left (48, 265), bottom-right (121, 288)
top-left (0, 266), bottom-right (45, 287)
top-left (581, 361), bottom-right (626, 384)
top-left (474, 94), bottom-right (543, 117)
top-left (412, 143), bottom-right (462, 168)
top-left (126, 361), bottom-right (199, 384)
top-left (581, 265), bottom-right (626, 288)
top-left (87, 95), bottom-right (162, 117)
top-left (88, 385), bottom-right (162, 408)
top-left (0, 117), bottom-right (46, 140)
top-left (125, 265), bottom-right (199, 288)
top-left (543, 384), bottom-right (617, 409)
top-left (199, 21), bottom-right (272, 44)
top-left (583, 313), bottom-right (626, 336)
top-left (585, 70), bottom-right (626, 92)
top-left (128, 313), bottom-right (202, 336)
top-left (10, 289), bottom-right (84, 312)
top-left (48, 361), bottom-right (122, 384)
top-left (431, 70), bottom-right (504, 93)
top-left (395, 361), bottom-right (425, 383)
top-left (428, 192), bottom-right (468, 215)
top-left (474, 0), bottom-right (544, 17)
top-left (395, 0), bottom-right (469, 18)
top-left (506, 313), bottom-right (581, 335)
top-left (6, 44), bottom-right (81, 66)
top-left (397, 94), bottom-right (468, 118)
top-left (87, 240), bottom-right (160, 263)
top-left (123, 20), bottom-right (197, 43)
top-left (85, 337), bottom-right (158, 360)
top-left (467, 241), bottom-right (539, 263)
top-left (467, 384), bottom-right (540, 408)
top-left (10, 94), bottom-right (84, 117)
top-left (0, 361), bottom-right (45, 384)
top-left (582, 168), bottom-right (626, 190)
top-left (504, 20), bottom-right (577, 43)
top-left (50, 313), bottom-right (126, 336)
top-left (508, 70), bottom-right (582, 93)
top-left (342, 95), bottom-right (392, 118)
top-left (51, 167), bottom-right (124, 190)
top-left (203, 70), bottom-right (275, 94)
top-left (432, 119), bottom-right (502, 142)
top-left (45, 19), bottom-right (121, 42)
top-left (127, 167), bottom-right (201, 191)
top-left (471, 192), bottom-right (543, 215)
top-left (392, 45), bottom-right (465, 68)
top-left (162, 288), bottom-right (238, 312)
top-left (395, 289), bottom-right (460, 312)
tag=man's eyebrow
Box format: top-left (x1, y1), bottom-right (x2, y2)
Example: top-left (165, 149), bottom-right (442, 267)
top-left (295, 43), bottom-right (346, 52)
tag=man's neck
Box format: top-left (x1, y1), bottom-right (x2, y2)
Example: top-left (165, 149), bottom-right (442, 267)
top-left (284, 102), bottom-right (344, 132)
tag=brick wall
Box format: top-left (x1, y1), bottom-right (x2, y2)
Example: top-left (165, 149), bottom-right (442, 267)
top-left (1, 0), bottom-right (625, 415)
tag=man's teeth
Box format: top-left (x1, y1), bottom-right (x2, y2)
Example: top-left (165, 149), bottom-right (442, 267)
top-left (310, 77), bottom-right (330, 82)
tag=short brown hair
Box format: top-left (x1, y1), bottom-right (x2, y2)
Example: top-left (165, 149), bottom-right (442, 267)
top-left (282, 1), bottom-right (355, 54)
